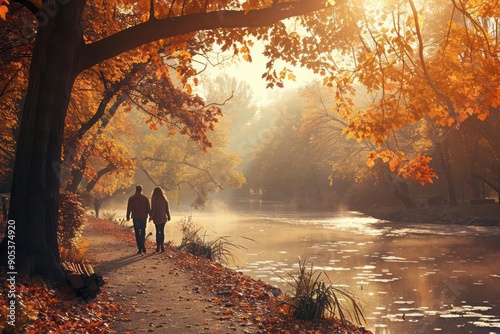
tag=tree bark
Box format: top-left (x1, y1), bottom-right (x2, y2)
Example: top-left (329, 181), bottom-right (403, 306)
top-left (385, 173), bottom-right (417, 209)
top-left (435, 140), bottom-right (458, 206)
top-left (0, 0), bottom-right (86, 283)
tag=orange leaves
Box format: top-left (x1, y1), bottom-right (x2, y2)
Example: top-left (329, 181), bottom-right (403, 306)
top-left (0, 0), bottom-right (8, 20)
top-left (0, 274), bottom-right (120, 333)
top-left (402, 154), bottom-right (437, 185)
top-left (367, 150), bottom-right (437, 185)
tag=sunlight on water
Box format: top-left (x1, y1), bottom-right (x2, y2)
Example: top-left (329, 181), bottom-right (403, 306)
top-left (264, 211), bottom-right (388, 236)
top-left (105, 205), bottom-right (500, 334)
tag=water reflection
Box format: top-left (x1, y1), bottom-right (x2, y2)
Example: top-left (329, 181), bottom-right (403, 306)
top-left (125, 204), bottom-right (500, 334)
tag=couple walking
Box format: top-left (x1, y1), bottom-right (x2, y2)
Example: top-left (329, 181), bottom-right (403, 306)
top-left (126, 185), bottom-right (171, 254)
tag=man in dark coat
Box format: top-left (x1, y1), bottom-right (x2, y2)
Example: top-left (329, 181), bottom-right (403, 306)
top-left (126, 185), bottom-right (150, 254)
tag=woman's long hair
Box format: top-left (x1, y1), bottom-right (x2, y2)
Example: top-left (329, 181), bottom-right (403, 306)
top-left (151, 187), bottom-right (167, 204)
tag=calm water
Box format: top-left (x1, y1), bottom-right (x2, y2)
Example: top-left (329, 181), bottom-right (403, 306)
top-left (109, 201), bottom-right (500, 334)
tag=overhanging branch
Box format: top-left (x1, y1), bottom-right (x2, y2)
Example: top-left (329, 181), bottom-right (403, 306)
top-left (76, 0), bottom-right (342, 73)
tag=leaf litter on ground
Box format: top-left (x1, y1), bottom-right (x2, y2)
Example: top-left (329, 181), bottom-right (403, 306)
top-left (1, 216), bottom-right (371, 333)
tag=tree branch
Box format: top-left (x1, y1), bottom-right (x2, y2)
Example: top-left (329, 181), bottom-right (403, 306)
top-left (139, 165), bottom-right (159, 186)
top-left (76, 0), bottom-right (342, 73)
top-left (408, 0), bottom-right (455, 113)
top-left (12, 0), bottom-right (39, 18)
top-left (76, 64), bottom-right (143, 139)
top-left (85, 164), bottom-right (117, 192)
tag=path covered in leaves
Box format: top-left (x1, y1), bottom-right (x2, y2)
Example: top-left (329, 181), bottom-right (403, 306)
top-left (84, 217), bottom-right (369, 334)
top-left (84, 217), bottom-right (262, 333)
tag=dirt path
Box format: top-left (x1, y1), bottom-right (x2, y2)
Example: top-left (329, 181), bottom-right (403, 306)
top-left (82, 218), bottom-right (260, 334)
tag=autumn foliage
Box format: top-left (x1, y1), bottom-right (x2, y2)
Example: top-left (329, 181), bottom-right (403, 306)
top-left (57, 191), bottom-right (89, 262)
top-left (0, 273), bottom-right (120, 333)
top-left (333, 0), bottom-right (500, 184)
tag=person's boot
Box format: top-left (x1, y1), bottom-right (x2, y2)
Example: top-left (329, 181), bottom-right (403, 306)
top-left (156, 245), bottom-right (160, 252)
top-left (160, 244), bottom-right (165, 253)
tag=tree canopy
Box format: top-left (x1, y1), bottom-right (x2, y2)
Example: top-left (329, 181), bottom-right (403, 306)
top-left (1, 0), bottom-right (499, 282)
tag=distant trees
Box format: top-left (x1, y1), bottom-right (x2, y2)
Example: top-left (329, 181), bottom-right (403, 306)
top-left (247, 85), bottom-right (412, 209)
top-left (62, 54), bottom-right (222, 197)
top-left (140, 127), bottom-right (245, 208)
top-left (248, 91), bottom-right (326, 208)
top-left (248, 78), bottom-right (499, 209)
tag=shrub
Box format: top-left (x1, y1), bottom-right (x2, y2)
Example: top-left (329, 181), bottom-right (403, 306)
top-left (101, 209), bottom-right (117, 222)
top-left (58, 190), bottom-right (86, 257)
top-left (283, 257), bottom-right (366, 325)
top-left (177, 216), bottom-right (249, 265)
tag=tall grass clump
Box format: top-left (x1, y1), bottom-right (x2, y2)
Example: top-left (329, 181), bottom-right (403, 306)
top-left (177, 216), bottom-right (250, 265)
top-left (101, 209), bottom-right (118, 222)
top-left (283, 257), bottom-right (366, 325)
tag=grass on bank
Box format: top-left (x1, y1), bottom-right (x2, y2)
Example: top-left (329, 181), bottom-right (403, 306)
top-left (282, 257), bottom-right (366, 325)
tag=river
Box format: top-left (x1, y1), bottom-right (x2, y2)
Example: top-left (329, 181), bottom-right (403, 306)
top-left (108, 200), bottom-right (500, 334)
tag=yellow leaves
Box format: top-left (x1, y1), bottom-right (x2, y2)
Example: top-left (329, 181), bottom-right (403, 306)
top-left (322, 76), bottom-right (333, 88)
top-left (436, 116), bottom-right (455, 127)
top-left (0, 0), bottom-right (8, 20)
top-left (240, 45), bottom-right (250, 53)
top-left (326, 0), bottom-right (336, 6)
top-left (389, 157), bottom-right (401, 173)
top-left (401, 154), bottom-right (437, 186)
top-left (428, 105), bottom-right (456, 127)
top-left (240, 44), bottom-right (252, 62)
top-left (242, 53), bottom-right (252, 62)
top-left (171, 50), bottom-right (191, 60)
top-left (366, 152), bottom-right (377, 167)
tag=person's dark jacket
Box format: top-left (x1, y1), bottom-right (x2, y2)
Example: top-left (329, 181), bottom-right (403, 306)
top-left (126, 193), bottom-right (150, 220)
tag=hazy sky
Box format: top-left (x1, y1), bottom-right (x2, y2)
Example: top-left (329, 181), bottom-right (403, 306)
top-left (199, 39), bottom-right (317, 106)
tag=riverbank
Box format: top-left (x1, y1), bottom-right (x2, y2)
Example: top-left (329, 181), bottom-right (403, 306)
top-left (0, 216), bottom-right (370, 333)
top-left (83, 217), bottom-right (369, 333)
top-left (361, 202), bottom-right (500, 226)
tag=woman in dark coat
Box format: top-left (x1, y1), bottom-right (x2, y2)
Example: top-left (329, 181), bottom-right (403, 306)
top-left (149, 187), bottom-right (171, 252)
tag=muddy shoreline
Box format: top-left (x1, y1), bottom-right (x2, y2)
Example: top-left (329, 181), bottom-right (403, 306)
top-left (360, 203), bottom-right (500, 226)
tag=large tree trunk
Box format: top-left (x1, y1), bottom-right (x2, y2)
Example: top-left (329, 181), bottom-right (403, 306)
top-left (435, 140), bottom-right (458, 206)
top-left (0, 0), bottom-right (85, 284)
